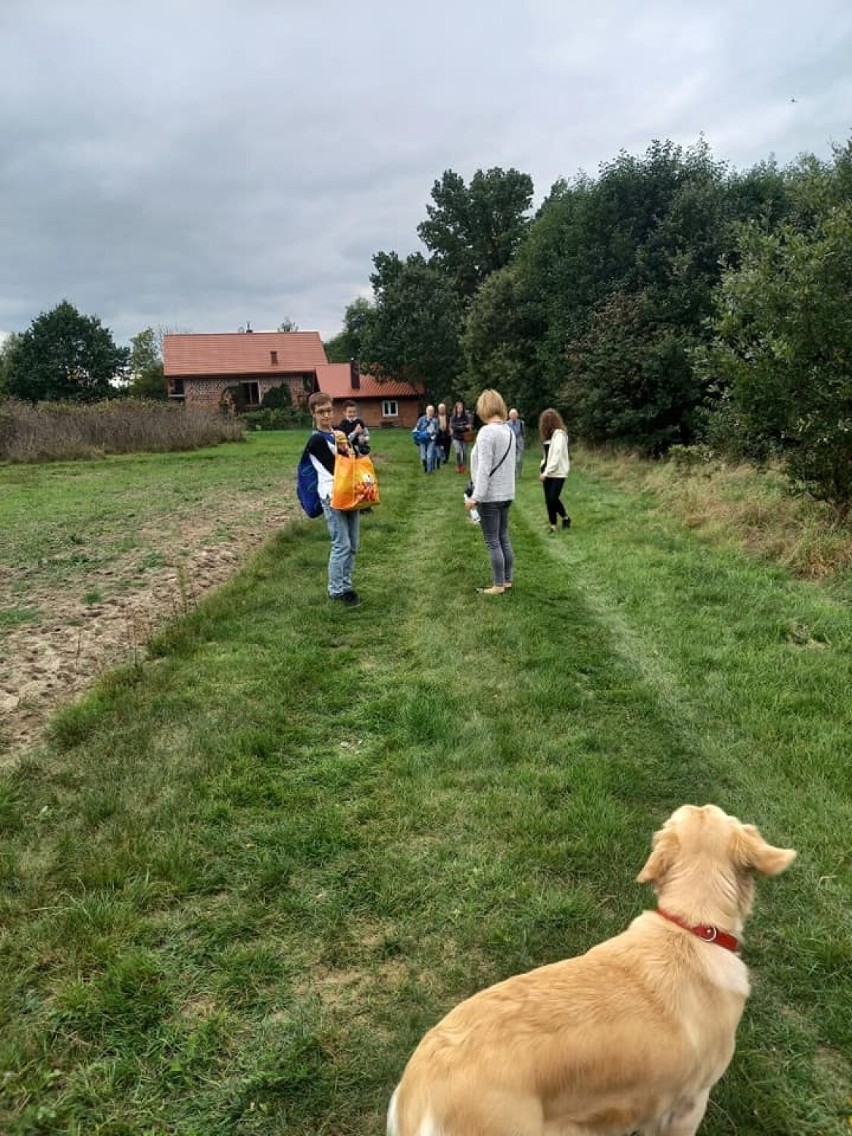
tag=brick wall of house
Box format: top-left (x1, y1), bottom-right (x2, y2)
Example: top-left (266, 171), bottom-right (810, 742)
top-left (352, 397), bottom-right (422, 430)
top-left (177, 374), bottom-right (314, 409)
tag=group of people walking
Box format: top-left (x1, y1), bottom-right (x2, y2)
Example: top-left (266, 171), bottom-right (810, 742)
top-left (414, 401), bottom-right (475, 474)
top-left (305, 386), bottom-right (571, 607)
top-left (414, 400), bottom-right (533, 483)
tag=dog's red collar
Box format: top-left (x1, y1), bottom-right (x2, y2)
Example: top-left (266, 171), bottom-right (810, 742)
top-left (655, 908), bottom-right (739, 953)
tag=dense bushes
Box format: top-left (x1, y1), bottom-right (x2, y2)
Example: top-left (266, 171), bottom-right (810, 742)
top-left (338, 138), bottom-right (851, 515)
top-left (698, 200), bottom-right (852, 518)
top-left (561, 292), bottom-right (700, 454)
top-left (242, 407), bottom-right (311, 430)
top-left (242, 383), bottom-right (311, 430)
top-left (0, 399), bottom-right (245, 462)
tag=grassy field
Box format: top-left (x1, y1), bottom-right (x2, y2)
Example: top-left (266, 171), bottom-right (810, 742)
top-left (1, 431), bottom-right (850, 1134)
top-left (0, 434), bottom-right (301, 759)
top-left (0, 433), bottom-right (292, 604)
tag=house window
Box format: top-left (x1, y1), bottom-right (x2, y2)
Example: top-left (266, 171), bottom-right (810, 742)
top-left (382, 399), bottom-right (399, 419)
top-left (241, 381), bottom-right (260, 407)
top-left (169, 378), bottom-right (185, 401)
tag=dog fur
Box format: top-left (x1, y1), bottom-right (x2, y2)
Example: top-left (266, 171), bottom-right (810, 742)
top-left (387, 804), bottom-right (795, 1136)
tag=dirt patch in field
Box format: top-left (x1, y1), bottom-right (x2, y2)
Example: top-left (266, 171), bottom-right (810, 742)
top-left (0, 492), bottom-right (294, 766)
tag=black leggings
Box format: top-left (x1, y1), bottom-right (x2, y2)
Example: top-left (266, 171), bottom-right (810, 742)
top-left (543, 477), bottom-right (567, 525)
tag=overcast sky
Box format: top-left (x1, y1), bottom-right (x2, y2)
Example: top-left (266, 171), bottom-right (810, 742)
top-left (2, 0), bottom-right (850, 348)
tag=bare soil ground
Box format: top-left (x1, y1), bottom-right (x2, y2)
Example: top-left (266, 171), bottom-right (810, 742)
top-left (0, 490), bottom-right (294, 765)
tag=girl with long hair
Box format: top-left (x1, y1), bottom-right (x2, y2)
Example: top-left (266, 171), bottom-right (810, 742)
top-left (538, 408), bottom-right (571, 532)
top-left (450, 400), bottom-right (470, 472)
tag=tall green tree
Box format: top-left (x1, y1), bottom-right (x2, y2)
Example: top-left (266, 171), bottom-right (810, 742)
top-left (478, 139), bottom-right (768, 443)
top-left (561, 290), bottom-right (699, 453)
top-left (324, 297), bottom-right (375, 364)
top-left (127, 327), bottom-right (166, 400)
top-left (5, 301), bottom-right (129, 403)
top-left (461, 265), bottom-right (544, 413)
top-left (0, 332), bottom-right (22, 399)
top-left (725, 158), bottom-right (795, 235)
top-left (417, 167), bottom-right (534, 302)
top-left (359, 251), bottom-right (463, 398)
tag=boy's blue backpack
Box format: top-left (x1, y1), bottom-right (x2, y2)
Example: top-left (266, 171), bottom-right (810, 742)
top-left (296, 442), bottom-right (323, 518)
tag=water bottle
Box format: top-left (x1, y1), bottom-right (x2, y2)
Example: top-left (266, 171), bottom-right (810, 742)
top-left (464, 494), bottom-right (480, 523)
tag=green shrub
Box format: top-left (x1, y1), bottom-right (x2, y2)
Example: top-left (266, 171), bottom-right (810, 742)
top-left (260, 384), bottom-right (293, 411)
top-left (561, 292), bottom-right (701, 455)
top-left (243, 407), bottom-right (309, 431)
top-left (700, 200), bottom-right (852, 518)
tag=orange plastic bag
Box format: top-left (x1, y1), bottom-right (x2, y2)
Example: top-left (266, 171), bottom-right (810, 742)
top-left (331, 452), bottom-right (380, 510)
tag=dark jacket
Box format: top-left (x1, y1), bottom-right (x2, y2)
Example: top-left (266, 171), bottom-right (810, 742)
top-left (450, 411), bottom-right (470, 440)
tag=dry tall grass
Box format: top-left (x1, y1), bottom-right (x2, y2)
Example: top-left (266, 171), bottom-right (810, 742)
top-left (578, 445), bottom-right (852, 581)
top-left (0, 398), bottom-right (245, 462)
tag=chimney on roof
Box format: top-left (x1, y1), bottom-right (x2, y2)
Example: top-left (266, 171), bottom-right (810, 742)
top-left (350, 358), bottom-right (360, 390)
top-left (246, 321), bottom-right (253, 333)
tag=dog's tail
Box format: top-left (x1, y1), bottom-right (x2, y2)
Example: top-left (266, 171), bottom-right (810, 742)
top-left (387, 1085), bottom-right (399, 1136)
top-left (387, 1082), bottom-right (440, 1136)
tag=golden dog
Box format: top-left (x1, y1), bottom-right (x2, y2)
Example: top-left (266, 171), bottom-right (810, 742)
top-left (387, 804), bottom-right (795, 1136)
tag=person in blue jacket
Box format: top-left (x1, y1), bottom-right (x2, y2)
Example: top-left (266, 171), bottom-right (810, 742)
top-left (414, 404), bottom-right (439, 473)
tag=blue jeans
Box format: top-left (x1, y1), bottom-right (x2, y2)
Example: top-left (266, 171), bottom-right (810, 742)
top-left (478, 500), bottom-right (514, 586)
top-left (321, 498), bottom-right (360, 596)
top-left (419, 439), bottom-right (437, 472)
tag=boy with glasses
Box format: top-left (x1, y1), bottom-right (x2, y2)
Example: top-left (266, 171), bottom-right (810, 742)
top-left (305, 391), bottom-right (361, 608)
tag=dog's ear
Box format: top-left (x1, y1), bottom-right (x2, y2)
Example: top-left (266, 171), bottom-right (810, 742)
top-left (734, 824), bottom-right (797, 876)
top-left (637, 824), bottom-right (679, 886)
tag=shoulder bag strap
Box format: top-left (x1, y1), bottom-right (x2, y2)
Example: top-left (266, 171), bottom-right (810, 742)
top-left (489, 428), bottom-right (513, 476)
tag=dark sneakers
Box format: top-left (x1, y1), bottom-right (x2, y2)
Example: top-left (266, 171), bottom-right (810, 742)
top-left (562, 516), bottom-right (572, 529)
top-left (331, 590), bottom-right (361, 608)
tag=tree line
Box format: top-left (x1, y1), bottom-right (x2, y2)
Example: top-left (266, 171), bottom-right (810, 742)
top-left (0, 304), bottom-right (168, 404)
top-left (0, 312), bottom-right (305, 410)
top-left (325, 138), bottom-right (852, 516)
top-left (2, 137), bottom-right (849, 513)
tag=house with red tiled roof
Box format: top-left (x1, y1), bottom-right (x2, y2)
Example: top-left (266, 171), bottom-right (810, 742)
top-left (163, 331), bottom-right (328, 411)
top-left (315, 363), bottom-right (425, 429)
top-left (163, 331), bottom-right (426, 426)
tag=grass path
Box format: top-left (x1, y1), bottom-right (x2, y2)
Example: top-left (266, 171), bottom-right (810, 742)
top-left (0, 432), bottom-right (850, 1134)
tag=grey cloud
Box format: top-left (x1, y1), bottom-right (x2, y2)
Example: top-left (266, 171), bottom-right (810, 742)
top-left (2, 0), bottom-right (850, 344)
